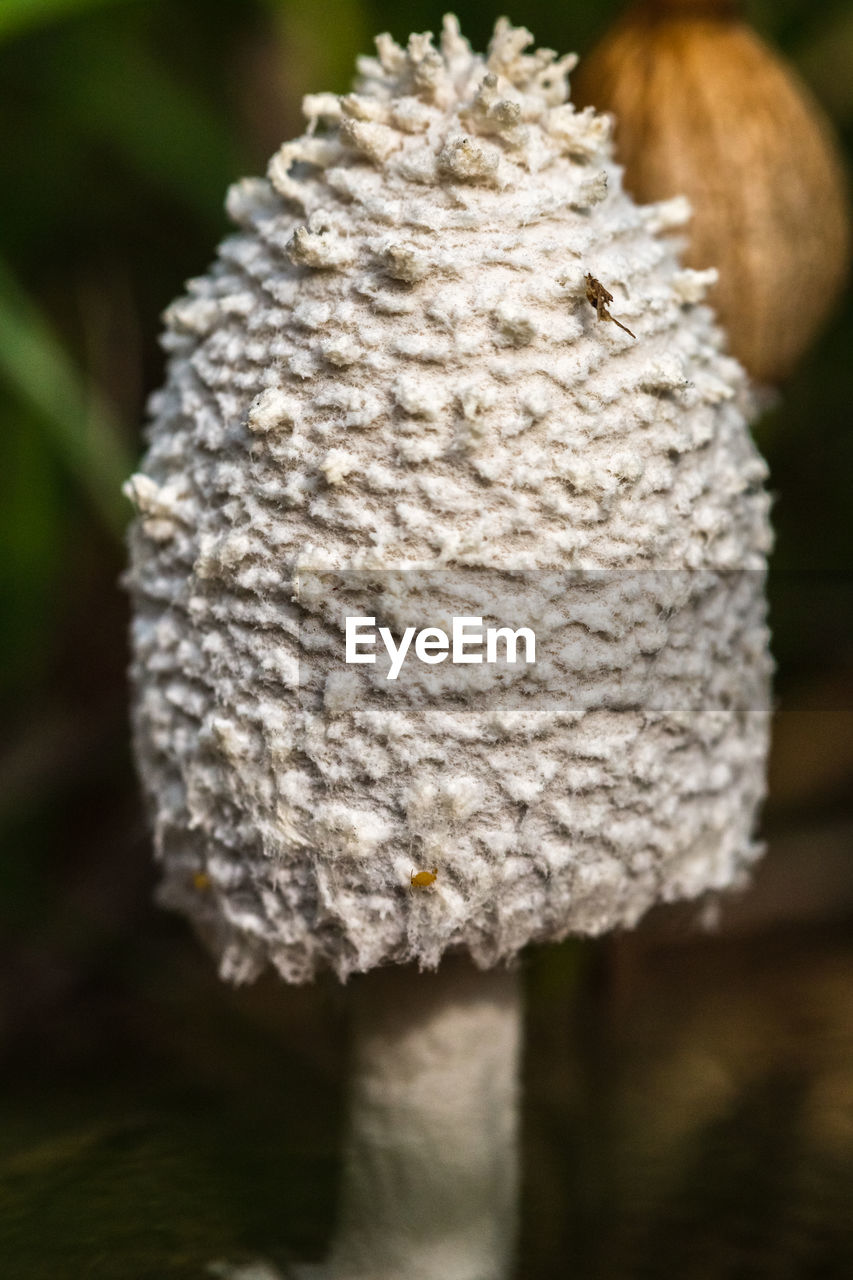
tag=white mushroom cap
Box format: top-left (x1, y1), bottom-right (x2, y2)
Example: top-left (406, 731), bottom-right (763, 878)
top-left (125, 17), bottom-right (773, 984)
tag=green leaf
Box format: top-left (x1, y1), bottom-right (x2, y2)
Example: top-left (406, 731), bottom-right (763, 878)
top-left (53, 25), bottom-right (240, 221)
top-left (0, 403), bottom-right (63, 693)
top-left (0, 258), bottom-right (133, 539)
top-left (0, 0), bottom-right (129, 44)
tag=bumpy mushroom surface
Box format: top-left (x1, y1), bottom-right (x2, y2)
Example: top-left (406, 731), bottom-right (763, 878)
top-left (125, 17), bottom-right (773, 985)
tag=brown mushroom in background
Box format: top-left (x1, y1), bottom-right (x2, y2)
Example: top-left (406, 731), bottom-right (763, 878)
top-left (573, 0), bottom-right (852, 383)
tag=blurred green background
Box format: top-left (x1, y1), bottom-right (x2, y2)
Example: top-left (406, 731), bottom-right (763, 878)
top-left (1, 1), bottom-right (852, 1276)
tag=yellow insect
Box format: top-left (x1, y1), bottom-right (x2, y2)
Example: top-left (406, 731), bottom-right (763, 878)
top-left (192, 871), bottom-right (212, 892)
top-left (410, 867), bottom-right (438, 888)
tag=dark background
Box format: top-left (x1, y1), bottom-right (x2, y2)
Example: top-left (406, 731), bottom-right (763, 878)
top-left (1, 1), bottom-right (852, 1275)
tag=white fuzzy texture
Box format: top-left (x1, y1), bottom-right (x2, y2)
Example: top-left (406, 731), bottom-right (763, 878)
top-left (125, 18), bottom-right (773, 984)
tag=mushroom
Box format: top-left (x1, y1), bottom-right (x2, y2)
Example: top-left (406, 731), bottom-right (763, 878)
top-left (125, 17), bottom-right (773, 1279)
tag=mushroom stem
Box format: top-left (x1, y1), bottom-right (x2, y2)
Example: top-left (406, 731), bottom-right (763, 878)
top-left (321, 954), bottom-right (522, 1280)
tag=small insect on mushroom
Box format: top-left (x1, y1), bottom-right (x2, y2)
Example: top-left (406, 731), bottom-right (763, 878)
top-left (411, 867), bottom-right (438, 888)
top-left (585, 273), bottom-right (636, 339)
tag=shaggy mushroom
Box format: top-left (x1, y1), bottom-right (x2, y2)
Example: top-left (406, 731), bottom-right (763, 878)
top-left (125, 17), bottom-right (773, 1279)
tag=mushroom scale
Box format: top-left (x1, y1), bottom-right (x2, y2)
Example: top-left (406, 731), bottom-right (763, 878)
top-left (125, 17), bottom-right (773, 984)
